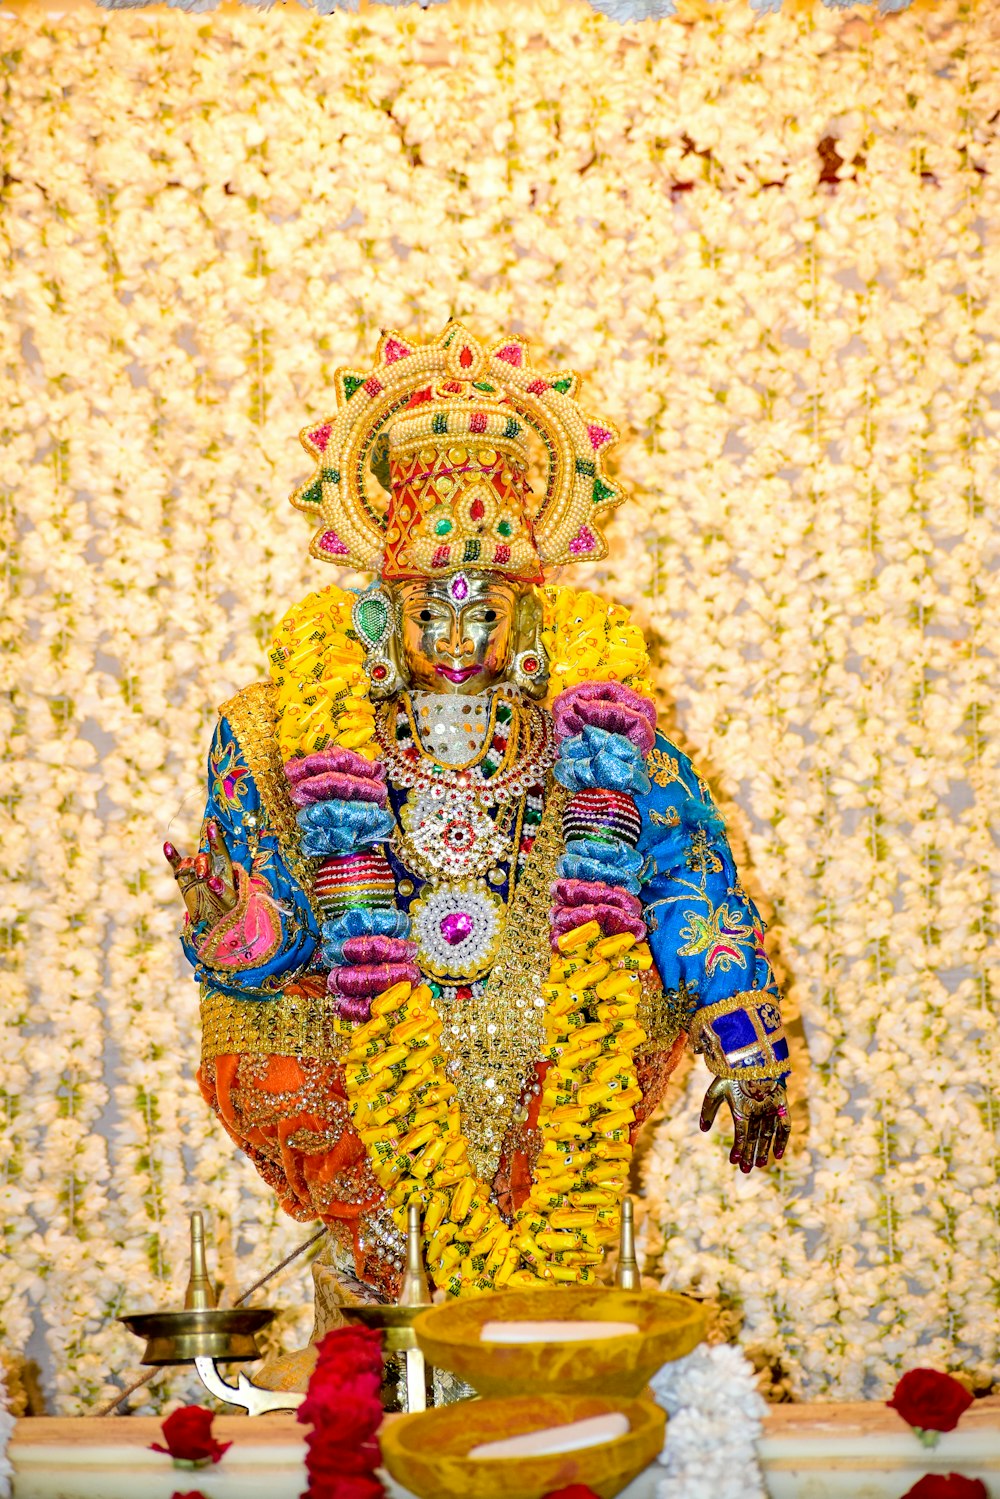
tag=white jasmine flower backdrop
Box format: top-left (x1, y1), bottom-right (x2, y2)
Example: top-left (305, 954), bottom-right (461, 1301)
top-left (1, 0), bottom-right (998, 1414)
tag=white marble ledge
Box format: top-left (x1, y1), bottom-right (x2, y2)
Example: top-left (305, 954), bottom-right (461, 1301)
top-left (8, 1399), bottom-right (1000, 1499)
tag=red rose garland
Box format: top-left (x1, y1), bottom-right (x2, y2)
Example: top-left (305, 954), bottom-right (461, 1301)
top-left (298, 1326), bottom-right (386, 1499)
top-left (150, 1405), bottom-right (231, 1468)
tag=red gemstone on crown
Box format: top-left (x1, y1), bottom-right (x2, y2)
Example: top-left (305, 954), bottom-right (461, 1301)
top-left (460, 346), bottom-right (473, 368)
top-left (470, 498), bottom-right (485, 521)
top-left (371, 664), bottom-right (388, 681)
top-left (522, 655), bottom-right (539, 674)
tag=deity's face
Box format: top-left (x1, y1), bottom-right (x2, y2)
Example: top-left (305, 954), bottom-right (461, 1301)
top-left (397, 573), bottom-right (520, 696)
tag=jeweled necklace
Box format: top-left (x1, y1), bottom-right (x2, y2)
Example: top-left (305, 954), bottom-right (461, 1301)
top-left (375, 693), bottom-right (554, 806)
top-left (395, 693), bottom-right (519, 884)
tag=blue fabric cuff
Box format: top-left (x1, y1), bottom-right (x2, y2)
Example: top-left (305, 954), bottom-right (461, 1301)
top-left (557, 837), bottom-right (644, 894)
top-left (554, 727), bottom-right (651, 796)
top-left (321, 906), bottom-right (411, 964)
top-left (297, 798), bottom-right (396, 858)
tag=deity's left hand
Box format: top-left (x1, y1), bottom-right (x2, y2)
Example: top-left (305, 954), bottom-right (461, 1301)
top-left (699, 1076), bottom-right (790, 1174)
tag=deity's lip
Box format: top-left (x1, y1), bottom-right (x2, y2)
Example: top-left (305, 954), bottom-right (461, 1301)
top-left (435, 664), bottom-right (480, 683)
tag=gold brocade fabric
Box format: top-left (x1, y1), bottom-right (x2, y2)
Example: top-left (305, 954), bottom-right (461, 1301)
top-left (200, 978), bottom-right (348, 1063)
top-left (636, 972), bottom-right (692, 1056)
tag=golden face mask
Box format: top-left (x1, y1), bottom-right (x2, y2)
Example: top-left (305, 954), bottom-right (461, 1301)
top-left (397, 572), bottom-right (519, 696)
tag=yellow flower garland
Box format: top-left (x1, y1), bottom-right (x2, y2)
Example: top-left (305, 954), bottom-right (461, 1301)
top-left (343, 922), bottom-right (650, 1294)
top-left (268, 583), bottom-right (379, 764)
top-left (270, 581), bottom-right (653, 762)
top-left (268, 579), bottom-right (655, 1289)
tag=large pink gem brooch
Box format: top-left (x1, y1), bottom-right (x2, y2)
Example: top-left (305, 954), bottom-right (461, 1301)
top-left (409, 881), bottom-right (503, 981)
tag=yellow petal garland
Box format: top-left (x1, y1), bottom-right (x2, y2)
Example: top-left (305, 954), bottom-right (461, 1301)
top-left (268, 583), bottom-right (379, 763)
top-left (539, 585), bottom-right (653, 699)
top-left (269, 581), bottom-right (653, 761)
top-left (342, 923), bottom-right (649, 1294)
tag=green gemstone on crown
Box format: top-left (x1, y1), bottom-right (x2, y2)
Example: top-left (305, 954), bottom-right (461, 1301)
top-left (343, 374), bottom-right (364, 400)
top-left (552, 377), bottom-right (573, 395)
top-left (592, 477), bottom-right (615, 504)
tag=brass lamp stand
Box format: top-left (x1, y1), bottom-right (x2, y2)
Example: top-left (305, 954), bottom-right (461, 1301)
top-left (341, 1202), bottom-right (433, 1413)
top-left (120, 1212), bottom-right (303, 1416)
top-left (121, 1206), bottom-right (435, 1416)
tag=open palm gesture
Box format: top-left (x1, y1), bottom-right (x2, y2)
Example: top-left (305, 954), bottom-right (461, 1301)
top-left (699, 1075), bottom-right (791, 1174)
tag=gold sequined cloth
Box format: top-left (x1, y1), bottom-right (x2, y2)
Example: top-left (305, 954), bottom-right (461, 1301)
top-left (200, 979), bottom-right (347, 1062)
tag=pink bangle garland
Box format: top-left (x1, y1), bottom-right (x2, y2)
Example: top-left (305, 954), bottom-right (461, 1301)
top-left (550, 877), bottom-right (646, 947)
top-left (552, 681), bottom-right (657, 755)
top-left (285, 749), bottom-right (389, 808)
top-left (328, 961), bottom-right (421, 1000)
top-left (286, 748), bottom-right (387, 785)
top-left (339, 935), bottom-right (416, 966)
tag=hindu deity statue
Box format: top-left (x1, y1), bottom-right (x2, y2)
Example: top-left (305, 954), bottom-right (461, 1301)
top-left (165, 324), bottom-right (790, 1311)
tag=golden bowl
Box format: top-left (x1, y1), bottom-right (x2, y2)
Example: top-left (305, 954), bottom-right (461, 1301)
top-left (379, 1392), bottom-right (665, 1499)
top-left (413, 1285), bottom-right (706, 1399)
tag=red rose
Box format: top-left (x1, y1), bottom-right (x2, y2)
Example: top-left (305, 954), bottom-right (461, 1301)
top-left (299, 1327), bottom-right (386, 1499)
top-left (306, 1364), bottom-right (381, 1406)
top-left (316, 1326), bottom-right (384, 1378)
top-left (887, 1370), bottom-right (974, 1435)
top-left (306, 1433), bottom-right (382, 1479)
top-left (306, 1478), bottom-right (384, 1499)
top-left (302, 1393), bottom-right (383, 1449)
top-left (902, 1477), bottom-right (988, 1499)
top-left (150, 1406), bottom-right (231, 1465)
top-left (543, 1488), bottom-right (602, 1499)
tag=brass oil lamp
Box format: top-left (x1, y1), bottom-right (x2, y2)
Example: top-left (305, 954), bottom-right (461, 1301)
top-left (120, 1210), bottom-right (302, 1416)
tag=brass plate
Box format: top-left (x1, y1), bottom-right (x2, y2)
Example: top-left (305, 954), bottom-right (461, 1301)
top-left (341, 1303), bottom-right (431, 1354)
top-left (120, 1308), bottom-right (275, 1366)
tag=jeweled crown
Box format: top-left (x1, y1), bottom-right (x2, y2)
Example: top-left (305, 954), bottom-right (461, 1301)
top-left (291, 323), bottom-right (625, 582)
top-left (382, 382), bottom-right (541, 582)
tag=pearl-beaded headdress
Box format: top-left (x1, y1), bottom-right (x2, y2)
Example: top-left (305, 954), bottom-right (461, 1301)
top-left (290, 322), bottom-right (624, 581)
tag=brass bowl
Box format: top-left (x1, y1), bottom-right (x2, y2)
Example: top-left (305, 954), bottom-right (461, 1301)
top-left (119, 1308), bottom-right (275, 1365)
top-left (380, 1392), bottom-right (665, 1499)
top-left (413, 1286), bottom-right (706, 1398)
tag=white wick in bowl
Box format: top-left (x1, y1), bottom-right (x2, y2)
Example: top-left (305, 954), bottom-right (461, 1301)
top-left (468, 1413), bottom-right (631, 1459)
top-left (478, 1318), bottom-right (639, 1344)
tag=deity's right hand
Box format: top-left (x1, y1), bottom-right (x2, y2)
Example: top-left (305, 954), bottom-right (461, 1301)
top-left (164, 820), bottom-right (239, 927)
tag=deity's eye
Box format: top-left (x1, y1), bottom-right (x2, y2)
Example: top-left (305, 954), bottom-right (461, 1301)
top-left (418, 609), bottom-right (435, 624)
top-left (483, 609), bottom-right (498, 623)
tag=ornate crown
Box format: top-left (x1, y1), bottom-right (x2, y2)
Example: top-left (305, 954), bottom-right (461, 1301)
top-left (291, 323), bottom-right (625, 581)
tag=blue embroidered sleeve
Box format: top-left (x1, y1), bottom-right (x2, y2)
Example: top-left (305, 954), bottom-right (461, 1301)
top-left (635, 731), bottom-right (789, 1083)
top-left (179, 716), bottom-right (320, 999)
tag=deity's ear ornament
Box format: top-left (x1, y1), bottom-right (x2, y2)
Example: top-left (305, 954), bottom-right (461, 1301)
top-left (351, 583), bottom-right (407, 700)
top-left (290, 322), bottom-right (625, 581)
